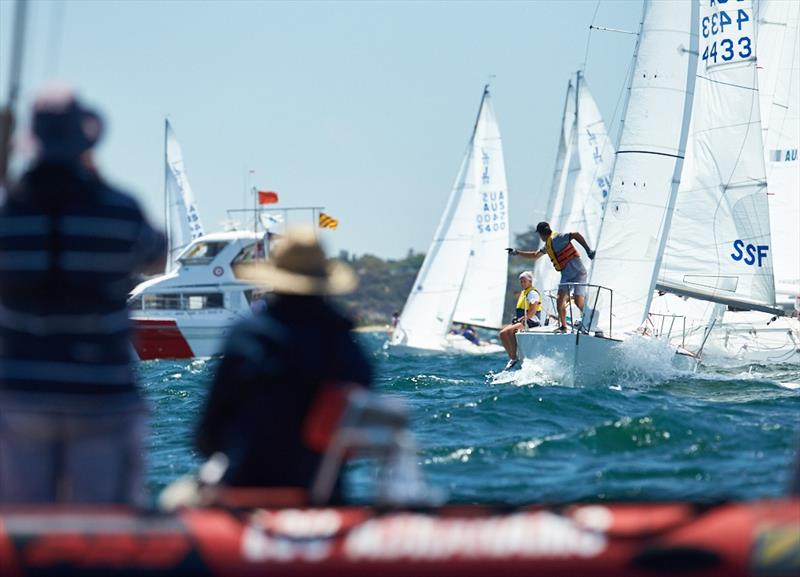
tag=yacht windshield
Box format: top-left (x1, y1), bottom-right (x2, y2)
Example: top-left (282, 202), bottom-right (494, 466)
top-left (178, 241), bottom-right (229, 264)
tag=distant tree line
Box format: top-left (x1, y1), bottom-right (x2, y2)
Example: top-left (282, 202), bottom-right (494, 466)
top-left (334, 227), bottom-right (544, 327)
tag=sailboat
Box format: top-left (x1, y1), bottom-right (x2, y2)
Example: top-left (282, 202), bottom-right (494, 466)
top-left (655, 0), bottom-right (799, 364)
top-left (164, 119), bottom-right (206, 271)
top-left (389, 86), bottom-right (509, 354)
top-left (516, 0), bottom-right (700, 383)
top-left (535, 71), bottom-right (615, 319)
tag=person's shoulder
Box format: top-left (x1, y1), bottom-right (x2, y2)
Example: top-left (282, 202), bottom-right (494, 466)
top-left (96, 181), bottom-right (141, 211)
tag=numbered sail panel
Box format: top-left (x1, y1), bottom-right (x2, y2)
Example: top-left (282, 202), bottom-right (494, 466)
top-left (571, 76), bottom-right (615, 250)
top-left (165, 120), bottom-right (205, 271)
top-left (700, 0), bottom-right (755, 67)
top-left (659, 0), bottom-right (775, 310)
top-left (394, 89), bottom-right (503, 349)
top-left (453, 91), bottom-right (510, 330)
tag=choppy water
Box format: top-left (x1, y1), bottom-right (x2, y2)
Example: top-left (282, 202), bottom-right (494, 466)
top-left (140, 332), bottom-right (799, 503)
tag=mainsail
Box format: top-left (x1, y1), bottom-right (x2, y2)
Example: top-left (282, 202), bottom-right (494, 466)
top-left (392, 87), bottom-right (508, 350)
top-left (657, 0), bottom-right (779, 314)
top-left (587, 0), bottom-right (698, 337)
top-left (452, 91), bottom-right (509, 329)
top-left (165, 120), bottom-right (205, 271)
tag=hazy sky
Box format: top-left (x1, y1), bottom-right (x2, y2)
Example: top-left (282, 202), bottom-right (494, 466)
top-left (1, 0), bottom-right (642, 258)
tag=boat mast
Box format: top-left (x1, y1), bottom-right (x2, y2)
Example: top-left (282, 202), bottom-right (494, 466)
top-left (0, 0), bottom-right (29, 186)
top-left (163, 118), bottom-right (171, 272)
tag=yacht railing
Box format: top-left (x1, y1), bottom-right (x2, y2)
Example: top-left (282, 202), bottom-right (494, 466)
top-left (646, 312), bottom-right (688, 348)
top-left (524, 283), bottom-right (614, 338)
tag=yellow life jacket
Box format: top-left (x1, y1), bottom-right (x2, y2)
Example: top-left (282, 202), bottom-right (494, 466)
top-left (545, 232), bottom-right (579, 272)
top-left (516, 286), bottom-right (542, 315)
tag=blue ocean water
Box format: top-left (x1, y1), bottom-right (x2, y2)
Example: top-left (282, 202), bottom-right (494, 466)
top-left (140, 332), bottom-right (799, 503)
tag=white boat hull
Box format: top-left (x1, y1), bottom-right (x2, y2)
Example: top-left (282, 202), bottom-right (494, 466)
top-left (515, 329), bottom-right (696, 386)
top-left (681, 313), bottom-right (800, 366)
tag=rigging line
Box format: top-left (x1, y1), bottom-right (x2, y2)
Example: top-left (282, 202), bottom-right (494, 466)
top-left (696, 74), bottom-right (759, 92)
top-left (581, 0), bottom-right (601, 72)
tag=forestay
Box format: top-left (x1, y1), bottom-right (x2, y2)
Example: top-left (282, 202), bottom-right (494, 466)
top-left (392, 88), bottom-right (504, 350)
top-left (452, 91), bottom-right (509, 330)
top-left (587, 0), bottom-right (698, 337)
top-left (165, 120), bottom-right (205, 271)
top-left (658, 0), bottom-right (778, 313)
top-left (756, 0), bottom-right (800, 298)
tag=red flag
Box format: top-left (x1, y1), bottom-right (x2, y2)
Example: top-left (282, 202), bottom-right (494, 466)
top-left (257, 190), bottom-right (279, 205)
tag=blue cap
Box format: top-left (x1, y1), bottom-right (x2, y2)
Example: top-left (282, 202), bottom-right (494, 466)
top-left (32, 84), bottom-right (103, 163)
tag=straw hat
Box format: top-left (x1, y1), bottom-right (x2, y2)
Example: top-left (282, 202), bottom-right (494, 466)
top-left (235, 226), bottom-right (357, 296)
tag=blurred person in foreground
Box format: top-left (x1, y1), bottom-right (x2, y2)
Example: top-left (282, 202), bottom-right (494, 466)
top-left (0, 85), bottom-right (166, 504)
top-left (196, 227), bottom-right (372, 499)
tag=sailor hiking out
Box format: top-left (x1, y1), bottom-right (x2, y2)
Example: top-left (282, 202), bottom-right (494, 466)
top-left (498, 271), bottom-right (542, 370)
top-left (507, 222), bottom-right (595, 333)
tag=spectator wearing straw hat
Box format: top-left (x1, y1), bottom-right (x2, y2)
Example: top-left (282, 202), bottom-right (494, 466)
top-left (196, 227), bottom-right (372, 499)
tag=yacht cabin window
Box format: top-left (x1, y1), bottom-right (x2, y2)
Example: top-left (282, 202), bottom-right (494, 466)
top-left (138, 293), bottom-right (224, 311)
top-left (178, 241), bottom-right (229, 264)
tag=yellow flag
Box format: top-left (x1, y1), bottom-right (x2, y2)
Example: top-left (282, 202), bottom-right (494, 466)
top-left (319, 212), bottom-right (338, 229)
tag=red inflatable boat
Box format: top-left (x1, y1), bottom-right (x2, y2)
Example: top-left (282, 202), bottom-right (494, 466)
top-left (1, 499), bottom-right (798, 576)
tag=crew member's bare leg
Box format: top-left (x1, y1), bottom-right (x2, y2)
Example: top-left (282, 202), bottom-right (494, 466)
top-left (499, 323), bottom-right (522, 359)
top-left (557, 290), bottom-right (570, 329)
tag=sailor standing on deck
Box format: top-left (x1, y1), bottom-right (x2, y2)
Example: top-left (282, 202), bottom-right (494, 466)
top-left (507, 222), bottom-right (595, 334)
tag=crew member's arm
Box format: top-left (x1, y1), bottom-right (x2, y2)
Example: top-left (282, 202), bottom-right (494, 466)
top-left (526, 300), bottom-right (540, 321)
top-left (508, 248), bottom-right (545, 260)
top-left (568, 232), bottom-right (596, 259)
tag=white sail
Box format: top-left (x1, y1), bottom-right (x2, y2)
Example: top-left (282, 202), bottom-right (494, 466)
top-left (165, 120), bottom-right (205, 271)
top-left (571, 73), bottom-right (615, 249)
top-left (757, 0), bottom-right (800, 299)
top-left (535, 79), bottom-right (577, 311)
top-left (536, 73), bottom-right (614, 316)
top-left (391, 89), bottom-right (490, 350)
top-left (587, 0), bottom-right (698, 336)
top-left (658, 0), bottom-right (778, 314)
top-left (452, 92), bottom-right (509, 329)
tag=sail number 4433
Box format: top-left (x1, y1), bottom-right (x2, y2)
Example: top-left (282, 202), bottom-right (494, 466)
top-left (702, 1), bottom-right (753, 65)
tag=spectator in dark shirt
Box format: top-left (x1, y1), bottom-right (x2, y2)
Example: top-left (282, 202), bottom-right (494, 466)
top-left (0, 85), bottom-right (166, 504)
top-left (196, 227), bottom-right (372, 497)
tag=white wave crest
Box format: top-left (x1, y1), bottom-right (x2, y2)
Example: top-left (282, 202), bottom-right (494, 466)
top-left (488, 355), bottom-right (567, 387)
